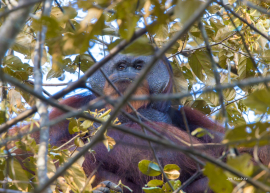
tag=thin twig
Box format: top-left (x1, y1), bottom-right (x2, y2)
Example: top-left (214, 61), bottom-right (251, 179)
top-left (131, 75), bottom-right (270, 102)
top-left (218, 1), bottom-right (270, 42)
top-left (0, 0), bottom-right (44, 18)
top-left (198, 21), bottom-right (228, 129)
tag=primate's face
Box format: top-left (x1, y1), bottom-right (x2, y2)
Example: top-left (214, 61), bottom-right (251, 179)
top-left (88, 54), bottom-right (171, 95)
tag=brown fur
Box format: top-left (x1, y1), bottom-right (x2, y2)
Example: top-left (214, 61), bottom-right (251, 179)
top-left (7, 57), bottom-right (270, 193)
top-left (81, 121), bottom-right (221, 192)
top-left (103, 78), bottom-right (150, 113)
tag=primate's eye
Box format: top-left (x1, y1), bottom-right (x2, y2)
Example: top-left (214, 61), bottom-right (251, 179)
top-left (118, 63), bottom-right (126, 70)
top-left (135, 65), bottom-right (142, 70)
top-left (134, 60), bottom-right (143, 70)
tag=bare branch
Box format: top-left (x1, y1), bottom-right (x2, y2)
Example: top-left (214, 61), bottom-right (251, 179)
top-left (198, 21), bottom-right (228, 129)
top-left (0, 0), bottom-right (37, 70)
top-left (0, 0), bottom-right (43, 19)
top-left (131, 75), bottom-right (270, 102)
top-left (33, 0), bottom-right (52, 192)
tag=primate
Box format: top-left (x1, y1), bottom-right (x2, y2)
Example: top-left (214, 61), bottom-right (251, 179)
top-left (8, 55), bottom-right (270, 193)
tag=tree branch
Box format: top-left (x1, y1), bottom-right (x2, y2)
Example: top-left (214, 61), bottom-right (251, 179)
top-left (33, 0), bottom-right (52, 192)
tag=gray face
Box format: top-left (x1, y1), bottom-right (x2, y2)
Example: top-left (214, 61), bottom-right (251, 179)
top-left (88, 54), bottom-right (171, 95)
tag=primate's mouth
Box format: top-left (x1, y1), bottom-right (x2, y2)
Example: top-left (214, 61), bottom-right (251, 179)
top-left (108, 79), bottom-right (132, 94)
top-left (103, 74), bottom-right (150, 113)
top-left (108, 72), bottom-right (139, 85)
top-left (111, 77), bottom-right (133, 84)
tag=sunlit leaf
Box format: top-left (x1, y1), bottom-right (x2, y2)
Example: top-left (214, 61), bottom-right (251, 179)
top-left (73, 54), bottom-right (95, 73)
top-left (143, 187), bottom-right (163, 193)
top-left (223, 122), bottom-right (270, 147)
top-left (222, 88), bottom-right (236, 101)
top-left (175, 0), bottom-right (203, 24)
top-left (191, 127), bottom-right (214, 139)
top-left (7, 158), bottom-right (29, 191)
top-left (238, 56), bottom-right (256, 80)
top-left (75, 137), bottom-right (84, 147)
top-left (108, 37), bottom-right (154, 56)
top-left (0, 111), bottom-right (5, 125)
top-left (243, 89), bottom-right (270, 113)
top-left (162, 180), bottom-right (181, 192)
top-left (220, 103), bottom-right (246, 126)
top-left (189, 50), bottom-right (215, 85)
top-left (203, 162), bottom-right (233, 193)
top-left (147, 179), bottom-right (163, 187)
top-left (64, 163), bottom-right (86, 192)
top-left (12, 32), bottom-right (32, 56)
top-left (32, 16), bottom-right (61, 38)
top-left (164, 164), bottom-right (180, 180)
top-left (138, 160), bottom-right (161, 177)
top-left (199, 92), bottom-right (219, 107)
top-left (185, 100), bottom-right (211, 115)
top-left (226, 154), bottom-right (253, 177)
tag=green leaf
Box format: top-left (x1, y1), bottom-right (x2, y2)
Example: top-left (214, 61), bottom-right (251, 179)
top-left (23, 157), bottom-right (37, 174)
top-left (191, 128), bottom-right (214, 139)
top-left (64, 163), bottom-right (86, 192)
top-left (243, 89), bottom-right (270, 113)
top-left (174, 0), bottom-right (203, 24)
top-left (203, 162), bottom-right (233, 193)
top-left (199, 92), bottom-right (219, 107)
top-left (143, 187), bottom-right (163, 193)
top-left (227, 103), bottom-right (246, 126)
top-left (73, 54), bottom-right (95, 73)
top-left (64, 9), bottom-right (105, 54)
top-left (119, 15), bottom-right (140, 40)
top-left (162, 180), bottom-right (181, 192)
top-left (7, 158), bottom-right (29, 191)
top-left (188, 50), bottom-right (215, 85)
top-left (3, 56), bottom-right (33, 81)
top-left (80, 120), bottom-right (94, 130)
top-left (75, 137), bottom-right (84, 147)
top-left (16, 82), bottom-right (35, 106)
top-left (12, 32), bottom-right (32, 56)
top-left (51, 6), bottom-right (77, 20)
top-left (262, 50), bottom-right (270, 62)
top-left (238, 56), bottom-right (256, 80)
top-left (214, 26), bottom-right (234, 42)
top-left (63, 58), bottom-right (77, 73)
top-left (227, 154), bottom-right (253, 177)
top-left (164, 164), bottom-right (181, 180)
top-left (170, 60), bottom-right (188, 105)
top-left (218, 49), bottom-right (233, 69)
top-left (68, 118), bottom-right (78, 134)
top-left (0, 111), bottom-right (5, 124)
top-left (222, 88), bottom-right (236, 101)
top-left (208, 4), bottom-right (221, 14)
top-left (256, 21), bottom-right (268, 50)
top-left (223, 122), bottom-right (270, 147)
top-left (171, 60), bottom-right (188, 93)
top-left (32, 16), bottom-right (61, 38)
top-left (216, 103), bottom-right (246, 127)
top-left (185, 100), bottom-right (211, 115)
top-left (147, 180), bottom-right (164, 187)
top-left (181, 66), bottom-right (195, 82)
top-left (47, 156), bottom-right (56, 177)
top-left (108, 37), bottom-right (154, 56)
top-left (46, 69), bottom-right (63, 80)
top-left (0, 158), bottom-right (5, 181)
top-left (138, 160), bottom-right (161, 177)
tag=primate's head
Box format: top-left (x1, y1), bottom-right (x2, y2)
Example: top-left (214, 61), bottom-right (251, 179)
top-left (88, 54), bottom-right (173, 112)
